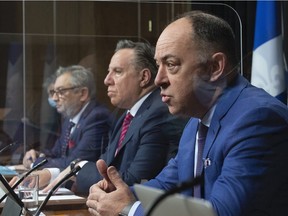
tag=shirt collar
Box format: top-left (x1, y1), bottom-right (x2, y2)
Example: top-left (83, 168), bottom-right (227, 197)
top-left (127, 92), bottom-right (152, 117)
top-left (70, 101), bottom-right (90, 125)
top-left (200, 104), bottom-right (216, 127)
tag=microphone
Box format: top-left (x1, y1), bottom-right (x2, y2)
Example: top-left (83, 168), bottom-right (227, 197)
top-left (0, 142), bottom-right (16, 154)
top-left (145, 175), bottom-right (203, 216)
top-left (12, 159), bottom-right (48, 190)
top-left (34, 166), bottom-right (82, 216)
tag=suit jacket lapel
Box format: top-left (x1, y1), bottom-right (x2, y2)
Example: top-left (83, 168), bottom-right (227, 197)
top-left (107, 89), bottom-right (160, 163)
top-left (108, 114), bottom-right (125, 160)
top-left (70, 100), bottom-right (96, 140)
top-left (117, 89), bottom-right (159, 151)
top-left (203, 74), bottom-right (249, 157)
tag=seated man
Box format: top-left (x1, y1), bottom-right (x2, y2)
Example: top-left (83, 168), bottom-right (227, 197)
top-left (40, 72), bottom-right (62, 150)
top-left (22, 65), bottom-right (112, 170)
top-left (86, 11), bottom-right (288, 216)
top-left (28, 40), bottom-right (187, 195)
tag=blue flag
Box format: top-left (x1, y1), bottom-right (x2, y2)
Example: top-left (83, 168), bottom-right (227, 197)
top-left (251, 0), bottom-right (287, 104)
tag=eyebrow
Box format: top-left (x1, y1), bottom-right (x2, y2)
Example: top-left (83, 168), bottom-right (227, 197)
top-left (54, 86), bottom-right (66, 90)
top-left (108, 66), bottom-right (123, 70)
top-left (155, 54), bottom-right (178, 62)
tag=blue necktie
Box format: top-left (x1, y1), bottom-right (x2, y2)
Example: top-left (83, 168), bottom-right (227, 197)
top-left (194, 122), bottom-right (208, 198)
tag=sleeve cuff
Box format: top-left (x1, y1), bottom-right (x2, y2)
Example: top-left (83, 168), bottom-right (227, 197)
top-left (129, 201), bottom-right (141, 216)
top-left (45, 168), bottom-right (60, 183)
top-left (119, 201), bottom-right (141, 216)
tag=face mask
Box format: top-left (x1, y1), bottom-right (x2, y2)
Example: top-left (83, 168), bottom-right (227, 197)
top-left (48, 97), bottom-right (57, 108)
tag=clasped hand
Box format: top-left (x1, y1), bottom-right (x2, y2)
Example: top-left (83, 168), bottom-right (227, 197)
top-left (86, 159), bottom-right (136, 216)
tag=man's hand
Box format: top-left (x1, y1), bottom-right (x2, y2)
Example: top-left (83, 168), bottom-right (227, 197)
top-left (35, 169), bottom-right (52, 189)
top-left (22, 149), bottom-right (38, 169)
top-left (95, 159), bottom-right (116, 192)
top-left (9, 169), bottom-right (51, 189)
top-left (9, 175), bottom-right (19, 187)
top-left (86, 159), bottom-right (136, 216)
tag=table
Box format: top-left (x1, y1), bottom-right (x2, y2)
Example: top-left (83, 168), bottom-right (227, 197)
top-left (44, 209), bottom-right (90, 215)
top-left (0, 194), bottom-right (88, 214)
top-left (40, 195), bottom-right (89, 215)
top-left (0, 169), bottom-right (89, 214)
top-left (42, 198), bottom-right (89, 216)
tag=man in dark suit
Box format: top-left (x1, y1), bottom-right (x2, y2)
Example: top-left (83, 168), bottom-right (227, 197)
top-left (41, 40), bottom-right (187, 195)
top-left (22, 65), bottom-right (112, 170)
top-left (87, 11), bottom-right (288, 216)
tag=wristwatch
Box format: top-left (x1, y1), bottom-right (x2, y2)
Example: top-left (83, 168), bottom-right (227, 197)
top-left (118, 203), bottom-right (134, 216)
top-left (70, 158), bottom-right (81, 171)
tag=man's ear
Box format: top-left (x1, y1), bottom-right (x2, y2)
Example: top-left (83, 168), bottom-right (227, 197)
top-left (139, 68), bottom-right (152, 87)
top-left (209, 52), bottom-right (226, 82)
top-left (79, 87), bottom-right (89, 101)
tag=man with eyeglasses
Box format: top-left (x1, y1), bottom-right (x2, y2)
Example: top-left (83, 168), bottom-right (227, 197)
top-left (22, 65), bottom-right (112, 170)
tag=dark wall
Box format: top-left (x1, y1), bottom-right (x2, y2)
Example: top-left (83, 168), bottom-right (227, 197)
top-left (0, 1), bottom-right (287, 164)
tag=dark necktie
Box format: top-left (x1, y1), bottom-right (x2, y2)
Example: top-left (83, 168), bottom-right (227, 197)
top-left (194, 122), bottom-right (208, 198)
top-left (115, 112), bottom-right (133, 156)
top-left (61, 121), bottom-right (75, 157)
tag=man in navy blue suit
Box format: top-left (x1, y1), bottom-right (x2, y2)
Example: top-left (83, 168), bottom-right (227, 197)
top-left (35, 40), bottom-right (186, 195)
top-left (86, 11), bottom-right (288, 216)
top-left (22, 65), bottom-right (112, 170)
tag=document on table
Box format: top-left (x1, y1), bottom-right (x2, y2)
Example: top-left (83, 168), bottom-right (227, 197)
top-left (38, 193), bottom-right (86, 206)
top-left (39, 187), bottom-right (74, 196)
top-left (0, 166), bottom-right (18, 175)
top-left (6, 164), bottom-right (27, 172)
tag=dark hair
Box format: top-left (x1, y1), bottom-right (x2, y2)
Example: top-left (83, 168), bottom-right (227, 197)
top-left (176, 11), bottom-right (238, 69)
top-left (115, 39), bottom-right (158, 80)
top-left (56, 65), bottom-right (96, 98)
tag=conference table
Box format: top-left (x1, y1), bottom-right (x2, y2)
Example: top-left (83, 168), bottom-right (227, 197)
top-left (1, 193), bottom-right (90, 215)
top-left (42, 199), bottom-right (90, 216)
top-left (44, 209), bottom-right (90, 215)
top-left (0, 165), bottom-right (91, 215)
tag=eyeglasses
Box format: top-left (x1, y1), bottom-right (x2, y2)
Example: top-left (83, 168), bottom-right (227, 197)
top-left (49, 86), bottom-right (80, 98)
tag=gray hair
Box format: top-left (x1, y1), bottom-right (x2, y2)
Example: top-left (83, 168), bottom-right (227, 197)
top-left (56, 65), bottom-right (96, 98)
top-left (42, 73), bottom-right (57, 90)
top-left (115, 39), bottom-right (158, 81)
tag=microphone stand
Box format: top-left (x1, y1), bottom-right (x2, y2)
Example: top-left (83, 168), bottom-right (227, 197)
top-left (34, 166), bottom-right (82, 216)
top-left (0, 142), bottom-right (16, 154)
top-left (145, 175), bottom-right (203, 216)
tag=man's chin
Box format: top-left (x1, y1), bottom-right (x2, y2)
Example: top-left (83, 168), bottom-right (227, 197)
top-left (56, 108), bottom-right (64, 115)
top-left (167, 106), bottom-right (178, 115)
top-left (168, 106), bottom-right (188, 117)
